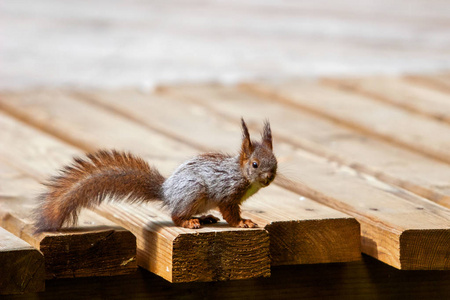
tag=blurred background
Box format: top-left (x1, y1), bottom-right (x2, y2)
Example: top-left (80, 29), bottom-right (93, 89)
top-left (1, 0), bottom-right (449, 90)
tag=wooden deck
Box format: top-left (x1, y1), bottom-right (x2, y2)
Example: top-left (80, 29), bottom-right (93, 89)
top-left (0, 74), bottom-right (450, 298)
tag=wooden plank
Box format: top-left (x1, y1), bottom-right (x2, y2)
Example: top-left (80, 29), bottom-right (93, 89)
top-left (155, 84), bottom-right (450, 270)
top-left (241, 80), bottom-right (450, 164)
top-left (0, 227), bottom-right (45, 295)
top-left (406, 73), bottom-right (450, 94)
top-left (155, 85), bottom-right (450, 209)
top-left (70, 89), bottom-right (362, 266)
top-left (0, 158), bottom-right (137, 279)
top-left (322, 76), bottom-right (450, 123)
top-left (95, 203), bottom-right (270, 282)
top-left (0, 103), bottom-right (271, 282)
top-left (0, 89), bottom-right (194, 173)
top-left (0, 89), bottom-right (362, 267)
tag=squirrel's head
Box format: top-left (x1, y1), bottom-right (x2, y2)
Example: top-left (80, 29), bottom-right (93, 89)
top-left (239, 118), bottom-right (277, 187)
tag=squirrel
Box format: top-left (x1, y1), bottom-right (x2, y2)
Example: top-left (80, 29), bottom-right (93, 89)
top-left (33, 118), bottom-right (277, 233)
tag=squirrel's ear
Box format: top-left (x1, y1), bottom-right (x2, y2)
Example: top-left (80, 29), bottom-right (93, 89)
top-left (240, 118), bottom-right (254, 161)
top-left (262, 120), bottom-right (273, 150)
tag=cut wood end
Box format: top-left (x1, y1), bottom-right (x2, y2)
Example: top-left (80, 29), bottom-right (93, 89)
top-left (0, 229), bottom-right (45, 295)
top-left (39, 229), bottom-right (137, 279)
top-left (400, 229), bottom-right (450, 270)
top-left (171, 228), bottom-right (270, 283)
top-left (267, 217), bottom-right (361, 266)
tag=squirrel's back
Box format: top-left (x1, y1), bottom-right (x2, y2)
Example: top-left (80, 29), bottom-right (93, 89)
top-left (33, 150), bottom-right (165, 233)
top-left (162, 153), bottom-right (249, 217)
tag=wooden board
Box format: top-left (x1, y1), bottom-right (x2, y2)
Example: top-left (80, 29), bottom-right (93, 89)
top-left (241, 81), bottom-right (450, 164)
top-left (157, 84), bottom-right (450, 209)
top-left (95, 203), bottom-right (270, 282)
top-left (322, 76), bottom-right (450, 123)
top-left (0, 104), bottom-right (271, 282)
top-left (155, 84), bottom-right (450, 270)
top-left (0, 159), bottom-right (137, 280)
top-left (67, 89), bottom-right (362, 266)
top-left (407, 73), bottom-right (450, 94)
top-left (0, 227), bottom-right (45, 295)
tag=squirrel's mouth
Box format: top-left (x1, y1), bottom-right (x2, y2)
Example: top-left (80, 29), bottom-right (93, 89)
top-left (261, 173), bottom-right (276, 187)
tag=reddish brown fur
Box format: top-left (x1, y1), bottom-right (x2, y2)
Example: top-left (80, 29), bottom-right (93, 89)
top-left (34, 150), bottom-right (165, 233)
top-left (239, 118), bottom-right (255, 167)
top-left (219, 203), bottom-right (257, 228)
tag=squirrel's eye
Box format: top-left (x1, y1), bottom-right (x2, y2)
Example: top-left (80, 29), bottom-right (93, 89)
top-left (252, 162), bottom-right (258, 168)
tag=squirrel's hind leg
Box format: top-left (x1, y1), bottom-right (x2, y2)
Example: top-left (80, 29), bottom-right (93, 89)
top-left (197, 214), bottom-right (220, 224)
top-left (171, 215), bottom-right (219, 229)
top-left (171, 215), bottom-right (201, 229)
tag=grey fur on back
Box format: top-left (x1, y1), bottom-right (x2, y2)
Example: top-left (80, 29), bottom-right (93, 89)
top-left (162, 153), bottom-right (249, 218)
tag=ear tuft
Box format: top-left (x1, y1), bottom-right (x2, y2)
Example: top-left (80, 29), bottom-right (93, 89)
top-left (241, 118), bottom-right (250, 141)
top-left (262, 120), bottom-right (273, 150)
top-left (240, 118), bottom-right (253, 162)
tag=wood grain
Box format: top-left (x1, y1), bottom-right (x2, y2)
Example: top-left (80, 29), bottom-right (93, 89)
top-left (0, 227), bottom-right (45, 295)
top-left (323, 76), bottom-right (450, 123)
top-left (156, 84), bottom-right (450, 270)
top-left (70, 88), bottom-right (362, 266)
top-left (95, 203), bottom-right (270, 282)
top-left (0, 102), bottom-right (271, 282)
top-left (241, 81), bottom-right (450, 164)
top-left (158, 84), bottom-right (450, 209)
top-left (0, 159), bottom-right (137, 280)
top-left (0, 89), bottom-right (193, 173)
top-left (268, 145), bottom-right (450, 270)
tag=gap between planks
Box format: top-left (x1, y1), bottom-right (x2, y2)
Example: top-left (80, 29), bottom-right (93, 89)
top-left (406, 73), bottom-right (450, 95)
top-left (321, 75), bottom-right (450, 124)
top-left (239, 79), bottom-right (450, 166)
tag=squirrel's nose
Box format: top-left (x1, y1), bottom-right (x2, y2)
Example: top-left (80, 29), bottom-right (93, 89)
top-left (262, 172), bottom-right (275, 186)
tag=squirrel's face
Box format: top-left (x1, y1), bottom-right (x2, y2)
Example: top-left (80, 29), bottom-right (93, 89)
top-left (239, 118), bottom-right (277, 187)
top-left (243, 144), bottom-right (277, 187)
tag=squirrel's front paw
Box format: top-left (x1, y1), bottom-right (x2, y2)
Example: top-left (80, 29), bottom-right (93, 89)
top-left (237, 219), bottom-right (258, 228)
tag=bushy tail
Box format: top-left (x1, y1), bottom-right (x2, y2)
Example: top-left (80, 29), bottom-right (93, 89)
top-left (33, 150), bottom-right (165, 233)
